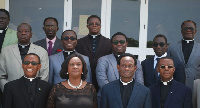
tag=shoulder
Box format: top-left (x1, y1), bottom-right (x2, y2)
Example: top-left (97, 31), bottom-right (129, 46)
top-left (141, 56), bottom-right (154, 64)
top-left (50, 52), bottom-right (62, 59)
top-left (173, 80), bottom-right (190, 90)
top-left (4, 78), bottom-right (21, 89)
top-left (135, 81), bottom-right (150, 91)
top-left (31, 43), bottom-right (46, 51)
top-left (6, 28), bottom-right (17, 33)
top-left (102, 80), bottom-right (118, 90)
top-left (33, 39), bottom-right (46, 44)
top-left (78, 35), bottom-right (88, 41)
top-left (99, 54), bottom-right (113, 61)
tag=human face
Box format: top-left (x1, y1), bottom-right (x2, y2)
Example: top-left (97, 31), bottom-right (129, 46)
top-left (0, 11), bottom-right (10, 30)
top-left (61, 31), bottom-right (77, 51)
top-left (181, 21), bottom-right (196, 40)
top-left (112, 35), bottom-right (128, 55)
top-left (157, 59), bottom-right (175, 82)
top-left (17, 24), bottom-right (32, 45)
top-left (117, 56), bottom-right (137, 82)
top-left (68, 57), bottom-right (83, 78)
top-left (153, 37), bottom-right (168, 57)
top-left (87, 18), bottom-right (101, 35)
top-left (22, 55), bottom-right (41, 78)
top-left (43, 19), bottom-right (59, 40)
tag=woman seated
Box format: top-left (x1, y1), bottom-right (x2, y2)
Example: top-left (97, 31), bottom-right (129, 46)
top-left (47, 54), bottom-right (97, 108)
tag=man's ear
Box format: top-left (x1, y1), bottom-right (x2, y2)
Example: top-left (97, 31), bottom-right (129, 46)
top-left (117, 65), bottom-right (120, 71)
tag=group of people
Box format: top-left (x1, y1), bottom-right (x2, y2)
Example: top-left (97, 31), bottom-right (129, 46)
top-left (0, 8), bottom-right (199, 108)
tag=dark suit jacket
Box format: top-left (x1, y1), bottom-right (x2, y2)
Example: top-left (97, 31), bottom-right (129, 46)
top-left (100, 80), bottom-right (152, 108)
top-left (2, 77), bottom-right (52, 108)
top-left (33, 37), bottom-right (63, 55)
top-left (149, 80), bottom-right (192, 108)
top-left (142, 56), bottom-right (185, 87)
top-left (76, 35), bottom-right (112, 90)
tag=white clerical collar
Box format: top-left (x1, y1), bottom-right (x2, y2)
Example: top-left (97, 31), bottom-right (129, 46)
top-left (18, 43), bottom-right (30, 48)
top-left (154, 52), bottom-right (167, 61)
top-left (24, 76), bottom-right (37, 82)
top-left (0, 27), bottom-right (8, 33)
top-left (183, 39), bottom-right (194, 43)
top-left (161, 78), bottom-right (173, 85)
top-left (63, 50), bottom-right (75, 55)
top-left (91, 34), bottom-right (100, 38)
top-left (120, 77), bottom-right (133, 85)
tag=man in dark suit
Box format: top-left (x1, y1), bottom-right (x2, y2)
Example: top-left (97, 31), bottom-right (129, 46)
top-left (49, 30), bottom-right (92, 84)
top-left (168, 20), bottom-right (200, 90)
top-left (2, 53), bottom-right (52, 108)
top-left (142, 34), bottom-right (185, 87)
top-left (34, 17), bottom-right (63, 56)
top-left (76, 15), bottom-right (112, 90)
top-left (100, 53), bottom-right (151, 108)
top-left (149, 57), bottom-right (192, 108)
top-left (96, 32), bottom-right (144, 105)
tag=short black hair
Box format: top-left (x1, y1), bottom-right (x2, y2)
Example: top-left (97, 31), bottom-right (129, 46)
top-left (153, 34), bottom-right (167, 44)
top-left (61, 30), bottom-right (77, 39)
top-left (60, 54), bottom-right (88, 80)
top-left (181, 20), bottom-right (197, 29)
top-left (17, 23), bottom-right (32, 32)
top-left (117, 53), bottom-right (137, 66)
top-left (23, 53), bottom-right (41, 64)
top-left (87, 15), bottom-right (101, 24)
top-left (0, 9), bottom-right (10, 19)
top-left (43, 17), bottom-right (58, 26)
top-left (157, 57), bottom-right (174, 66)
top-left (111, 32), bottom-right (128, 43)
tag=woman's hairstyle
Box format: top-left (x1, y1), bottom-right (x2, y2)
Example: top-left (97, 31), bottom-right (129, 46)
top-left (60, 53), bottom-right (88, 80)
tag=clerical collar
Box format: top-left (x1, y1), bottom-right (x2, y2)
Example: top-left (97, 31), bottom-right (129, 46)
top-left (0, 27), bottom-right (8, 33)
top-left (120, 77), bottom-right (133, 85)
top-left (63, 50), bottom-right (75, 55)
top-left (182, 39), bottom-right (194, 43)
top-left (24, 76), bottom-right (37, 82)
top-left (89, 34), bottom-right (101, 39)
top-left (161, 78), bottom-right (173, 85)
top-left (154, 52), bottom-right (167, 61)
top-left (18, 43), bottom-right (31, 48)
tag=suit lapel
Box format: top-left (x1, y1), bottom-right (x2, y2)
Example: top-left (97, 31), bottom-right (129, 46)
top-left (177, 41), bottom-right (185, 64)
top-left (58, 52), bottom-right (64, 64)
top-left (113, 81), bottom-right (123, 108)
top-left (20, 77), bottom-right (32, 108)
top-left (164, 80), bottom-right (179, 108)
top-left (12, 44), bottom-right (22, 64)
top-left (187, 41), bottom-right (198, 65)
top-left (109, 54), bottom-right (119, 79)
top-left (52, 38), bottom-right (61, 54)
top-left (127, 81), bottom-right (140, 108)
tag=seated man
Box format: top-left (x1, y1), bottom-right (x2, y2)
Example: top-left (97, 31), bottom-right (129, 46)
top-left (149, 57), bottom-right (192, 108)
top-left (2, 53), bottom-right (52, 108)
top-left (100, 53), bottom-right (151, 108)
top-left (49, 30), bottom-right (92, 84)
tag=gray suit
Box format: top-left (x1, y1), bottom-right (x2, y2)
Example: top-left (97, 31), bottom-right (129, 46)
top-left (193, 79), bottom-right (200, 108)
top-left (96, 53), bottom-right (144, 98)
top-left (33, 37), bottom-right (63, 55)
top-left (48, 51), bottom-right (92, 84)
top-left (168, 40), bottom-right (200, 90)
top-left (0, 43), bottom-right (49, 90)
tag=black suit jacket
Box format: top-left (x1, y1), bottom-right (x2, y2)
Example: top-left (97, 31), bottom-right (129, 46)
top-left (33, 37), bottom-right (63, 55)
top-left (76, 35), bottom-right (112, 90)
top-left (2, 77), bottom-right (52, 108)
top-left (142, 56), bottom-right (185, 87)
top-left (149, 80), bottom-right (192, 108)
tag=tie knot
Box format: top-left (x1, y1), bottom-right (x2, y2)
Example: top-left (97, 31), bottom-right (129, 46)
top-left (48, 41), bottom-right (53, 44)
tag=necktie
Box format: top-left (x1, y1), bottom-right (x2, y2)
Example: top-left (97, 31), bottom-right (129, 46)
top-left (155, 58), bottom-right (160, 80)
top-left (48, 41), bottom-right (53, 56)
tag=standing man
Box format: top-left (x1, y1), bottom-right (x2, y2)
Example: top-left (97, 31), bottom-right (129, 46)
top-left (49, 30), bottom-right (92, 84)
top-left (0, 23), bottom-right (49, 90)
top-left (100, 53), bottom-right (151, 108)
top-left (142, 34), bottom-right (185, 87)
top-left (96, 32), bottom-right (143, 103)
top-left (3, 53), bottom-right (52, 108)
top-left (168, 20), bottom-right (200, 90)
top-left (0, 9), bottom-right (18, 53)
top-left (149, 57), bottom-right (192, 108)
top-left (34, 17), bottom-right (63, 56)
top-left (76, 15), bottom-right (112, 90)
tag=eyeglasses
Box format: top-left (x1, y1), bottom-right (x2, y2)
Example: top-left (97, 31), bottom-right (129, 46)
top-left (153, 42), bottom-right (166, 47)
top-left (44, 25), bottom-right (57, 29)
top-left (87, 22), bottom-right (101, 26)
top-left (160, 65), bottom-right (174, 69)
top-left (112, 40), bottom-right (126, 45)
top-left (182, 27), bottom-right (195, 31)
top-left (23, 61), bottom-right (40, 66)
top-left (62, 36), bottom-right (77, 41)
